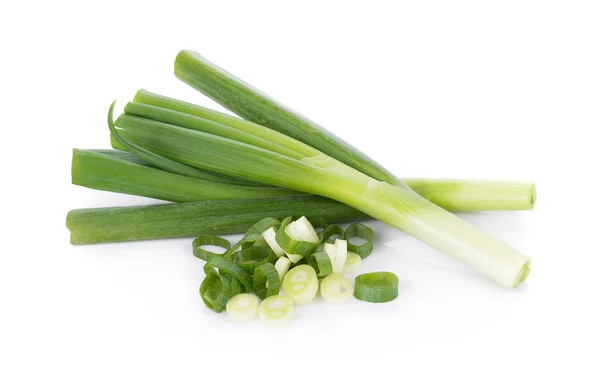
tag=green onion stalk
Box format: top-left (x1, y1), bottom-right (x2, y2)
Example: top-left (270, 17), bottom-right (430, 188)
top-left (107, 93), bottom-right (530, 289)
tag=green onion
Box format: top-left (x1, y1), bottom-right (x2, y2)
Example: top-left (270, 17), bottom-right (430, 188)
top-left (131, 89), bottom-right (537, 211)
top-left (226, 293), bottom-right (259, 324)
top-left (252, 263), bottom-right (280, 299)
top-left (324, 240), bottom-right (348, 274)
top-left (110, 103), bottom-right (531, 288)
top-left (343, 252), bottom-right (362, 274)
top-left (275, 217), bottom-right (319, 263)
top-left (354, 272), bottom-right (399, 303)
top-left (71, 149), bottom-right (298, 202)
top-left (281, 265), bottom-right (319, 304)
top-left (230, 246), bottom-right (276, 275)
top-left (320, 274), bottom-right (354, 304)
top-left (308, 251), bottom-right (333, 278)
top-left (73, 148), bottom-right (536, 211)
top-left (258, 295), bottom-right (293, 326)
top-left (66, 196), bottom-right (368, 245)
top-left (192, 235), bottom-right (229, 261)
top-left (273, 256), bottom-right (291, 281)
top-left (344, 223), bottom-right (374, 259)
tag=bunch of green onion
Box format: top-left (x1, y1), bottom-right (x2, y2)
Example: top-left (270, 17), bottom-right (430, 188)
top-left (68, 50), bottom-right (535, 315)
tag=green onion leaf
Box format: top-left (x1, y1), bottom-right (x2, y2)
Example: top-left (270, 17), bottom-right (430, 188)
top-left (354, 272), bottom-right (399, 303)
top-left (204, 256), bottom-right (253, 292)
top-left (230, 246), bottom-right (276, 274)
top-left (344, 223), bottom-right (374, 259)
top-left (308, 252), bottom-right (333, 278)
top-left (192, 235), bottom-right (230, 261)
top-left (253, 263), bottom-right (280, 299)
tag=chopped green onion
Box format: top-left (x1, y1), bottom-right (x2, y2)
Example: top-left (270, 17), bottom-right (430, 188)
top-left (226, 293), bottom-right (259, 324)
top-left (252, 263), bottom-right (280, 299)
top-left (343, 252), bottom-right (362, 274)
top-left (344, 223), bottom-right (374, 259)
top-left (192, 235), bottom-right (229, 261)
top-left (262, 227), bottom-right (286, 257)
top-left (323, 240), bottom-right (347, 274)
top-left (275, 217), bottom-right (319, 262)
top-left (321, 224), bottom-right (345, 244)
top-left (258, 295), bottom-right (294, 327)
top-left (274, 256), bottom-right (291, 281)
top-left (354, 272), bottom-right (399, 303)
top-left (204, 256), bottom-right (253, 292)
top-left (230, 246), bottom-right (276, 274)
top-left (320, 274), bottom-right (354, 304)
top-left (308, 251), bottom-right (333, 278)
top-left (281, 265), bottom-right (319, 304)
top-left (288, 216), bottom-right (320, 243)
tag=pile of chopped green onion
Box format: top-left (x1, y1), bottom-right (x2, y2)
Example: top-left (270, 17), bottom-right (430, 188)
top-left (67, 49), bottom-right (536, 324)
top-left (193, 215), bottom-right (397, 325)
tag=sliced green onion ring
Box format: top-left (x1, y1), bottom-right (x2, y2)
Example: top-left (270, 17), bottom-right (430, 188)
top-left (258, 295), bottom-right (294, 327)
top-left (320, 273), bottom-right (354, 304)
top-left (323, 240), bottom-right (347, 274)
top-left (354, 272), bottom-right (399, 303)
top-left (308, 218), bottom-right (328, 237)
top-left (321, 224), bottom-right (344, 244)
top-left (253, 263), bottom-right (281, 299)
top-left (200, 272), bottom-right (242, 313)
top-left (308, 251), bottom-right (333, 278)
top-left (274, 256), bottom-right (291, 281)
top-left (204, 256), bottom-right (253, 292)
top-left (281, 265), bottom-right (319, 304)
top-left (275, 217), bottom-right (319, 257)
top-left (192, 235), bottom-right (230, 261)
top-left (224, 217), bottom-right (281, 259)
top-left (262, 226), bottom-right (286, 257)
top-left (231, 246), bottom-right (276, 274)
top-left (344, 223), bottom-right (374, 259)
top-left (343, 252), bottom-right (362, 274)
top-left (226, 293), bottom-right (259, 323)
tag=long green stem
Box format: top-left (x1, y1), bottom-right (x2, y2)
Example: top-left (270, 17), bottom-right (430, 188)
top-left (74, 148), bottom-right (536, 210)
top-left (66, 196), bottom-right (368, 245)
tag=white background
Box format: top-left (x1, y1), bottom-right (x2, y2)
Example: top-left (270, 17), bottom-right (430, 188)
top-left (2, 1), bottom-right (599, 370)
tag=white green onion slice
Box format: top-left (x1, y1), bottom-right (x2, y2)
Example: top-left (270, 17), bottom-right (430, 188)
top-left (281, 265), bottom-right (319, 304)
top-left (253, 263), bottom-right (280, 299)
top-left (275, 217), bottom-right (319, 262)
top-left (324, 240), bottom-right (347, 274)
top-left (226, 293), bottom-right (259, 324)
top-left (274, 256), bottom-right (291, 281)
top-left (354, 272), bottom-right (399, 303)
top-left (308, 251), bottom-right (333, 278)
top-left (344, 223), bottom-right (374, 259)
top-left (343, 252), bottom-right (362, 274)
top-left (288, 216), bottom-right (320, 243)
top-left (320, 273), bottom-right (354, 304)
top-left (258, 295), bottom-right (294, 326)
top-left (192, 235), bottom-right (229, 261)
top-left (262, 226), bottom-right (286, 257)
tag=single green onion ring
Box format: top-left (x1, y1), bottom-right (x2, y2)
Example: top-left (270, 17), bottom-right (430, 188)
top-left (354, 272), bottom-right (399, 303)
top-left (199, 272), bottom-right (243, 313)
top-left (204, 256), bottom-right (253, 292)
top-left (320, 224), bottom-right (345, 244)
top-left (192, 235), bottom-right (230, 261)
top-left (308, 218), bottom-right (329, 238)
top-left (253, 263), bottom-right (281, 299)
top-left (275, 217), bottom-right (319, 257)
top-left (224, 217), bottom-right (281, 259)
top-left (308, 251), bottom-right (333, 278)
top-left (231, 246), bottom-right (276, 274)
top-left (344, 223), bottom-right (374, 259)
